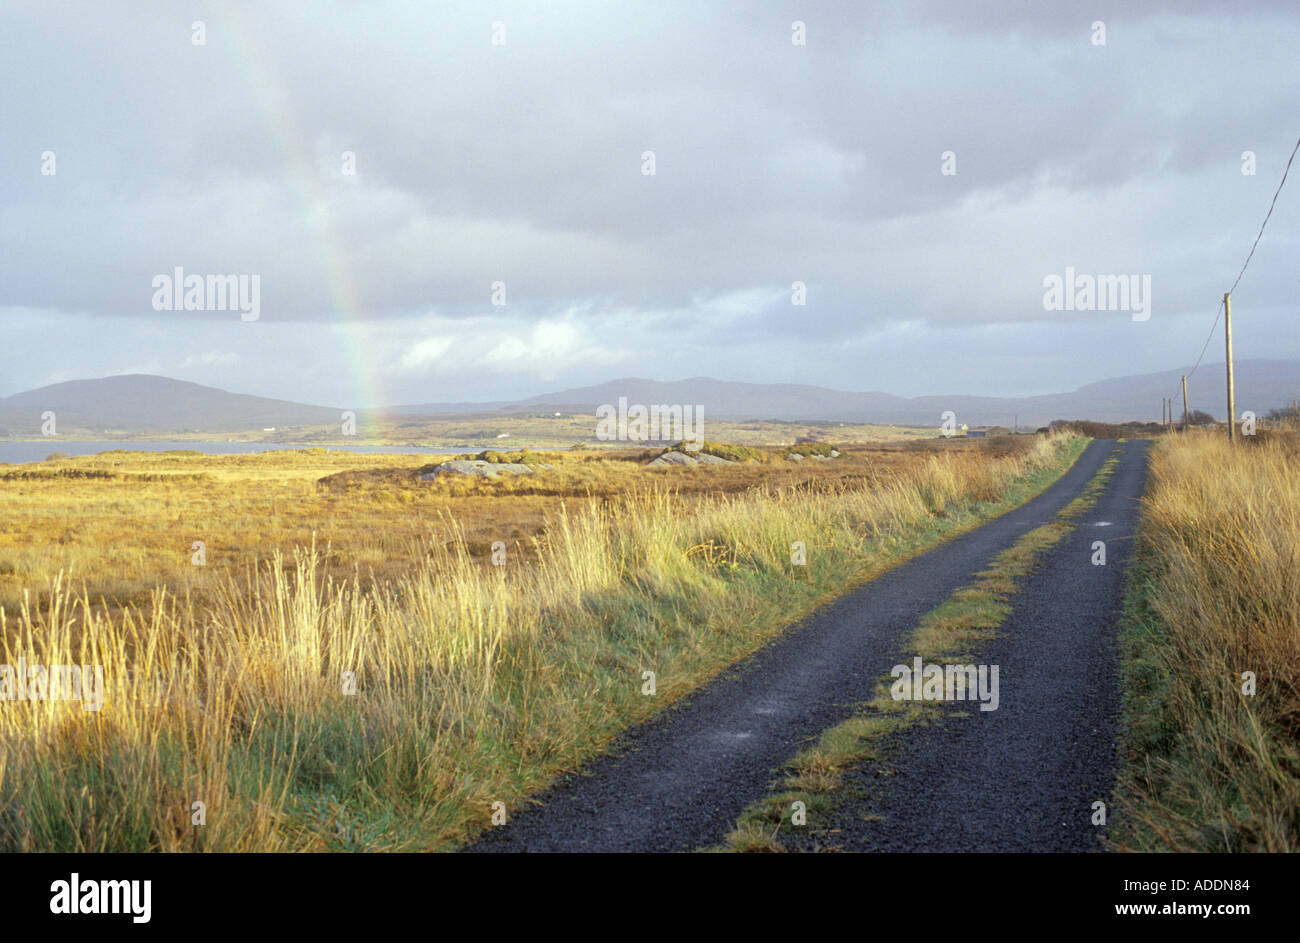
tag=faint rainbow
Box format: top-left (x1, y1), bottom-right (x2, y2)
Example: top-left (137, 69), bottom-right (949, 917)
top-left (214, 3), bottom-right (385, 412)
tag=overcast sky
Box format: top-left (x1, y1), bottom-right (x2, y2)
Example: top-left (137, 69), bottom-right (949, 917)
top-left (2, 1), bottom-right (1297, 408)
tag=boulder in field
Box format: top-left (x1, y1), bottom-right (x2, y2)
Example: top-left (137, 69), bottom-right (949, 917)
top-left (420, 460), bottom-right (549, 479)
top-left (646, 450), bottom-right (734, 467)
top-left (648, 450), bottom-right (697, 467)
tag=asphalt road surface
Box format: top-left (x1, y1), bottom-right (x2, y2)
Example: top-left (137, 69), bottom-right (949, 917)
top-left (468, 439), bottom-right (1149, 853)
top-left (801, 438), bottom-right (1149, 852)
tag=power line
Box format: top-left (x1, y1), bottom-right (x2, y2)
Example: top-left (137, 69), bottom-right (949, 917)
top-left (1228, 134), bottom-right (1300, 296)
top-left (1187, 134), bottom-right (1300, 380)
top-left (1186, 298), bottom-right (1223, 380)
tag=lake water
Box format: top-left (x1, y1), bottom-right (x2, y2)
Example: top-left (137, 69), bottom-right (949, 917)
top-left (0, 441), bottom-right (477, 464)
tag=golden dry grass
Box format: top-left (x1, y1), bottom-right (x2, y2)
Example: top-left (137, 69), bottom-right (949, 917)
top-left (0, 442), bottom-right (999, 617)
top-left (1113, 430), bottom-right (1300, 852)
top-left (0, 433), bottom-right (1077, 851)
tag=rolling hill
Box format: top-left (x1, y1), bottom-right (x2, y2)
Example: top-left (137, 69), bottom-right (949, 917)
top-left (0, 361), bottom-right (1295, 435)
top-left (392, 359), bottom-right (1299, 427)
top-left (0, 375), bottom-right (340, 435)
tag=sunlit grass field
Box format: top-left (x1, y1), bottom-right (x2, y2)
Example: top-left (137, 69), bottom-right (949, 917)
top-left (1114, 429), bottom-right (1300, 852)
top-left (0, 432), bottom-right (1081, 851)
top-left (0, 438), bottom-right (994, 617)
top-left (0, 412), bottom-right (936, 449)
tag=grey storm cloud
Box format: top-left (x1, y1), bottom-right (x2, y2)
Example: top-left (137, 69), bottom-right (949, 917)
top-left (1, 0), bottom-right (1297, 406)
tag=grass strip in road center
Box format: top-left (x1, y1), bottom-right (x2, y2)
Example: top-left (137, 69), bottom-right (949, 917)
top-left (715, 447), bottom-right (1122, 852)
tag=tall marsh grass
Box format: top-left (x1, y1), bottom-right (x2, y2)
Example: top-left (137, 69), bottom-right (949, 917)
top-left (1115, 430), bottom-right (1300, 851)
top-left (0, 433), bottom-right (1076, 851)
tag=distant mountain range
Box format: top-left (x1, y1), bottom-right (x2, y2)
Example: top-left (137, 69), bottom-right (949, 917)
top-left (1, 361), bottom-right (1295, 435)
top-left (385, 360), bottom-right (1299, 427)
top-left (0, 375), bottom-right (339, 434)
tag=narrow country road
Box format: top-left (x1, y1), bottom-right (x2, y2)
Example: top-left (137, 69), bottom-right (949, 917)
top-left (468, 439), bottom-right (1149, 853)
top-left (803, 438), bottom-right (1150, 852)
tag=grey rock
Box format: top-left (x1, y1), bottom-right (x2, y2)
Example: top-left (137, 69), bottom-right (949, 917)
top-left (648, 451), bottom-right (697, 467)
top-left (647, 450), bottom-right (734, 467)
top-left (420, 460), bottom-right (547, 479)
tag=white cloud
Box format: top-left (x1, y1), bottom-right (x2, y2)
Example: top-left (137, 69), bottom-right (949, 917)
top-left (480, 316), bottom-right (628, 377)
top-left (397, 336), bottom-right (454, 373)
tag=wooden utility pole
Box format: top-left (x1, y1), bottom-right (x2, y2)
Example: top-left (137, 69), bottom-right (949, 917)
top-left (1181, 375), bottom-right (1188, 432)
top-left (1224, 292), bottom-right (1236, 442)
